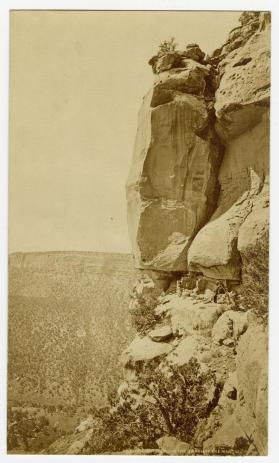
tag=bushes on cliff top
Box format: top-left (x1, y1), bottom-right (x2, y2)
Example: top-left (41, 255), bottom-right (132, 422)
top-left (240, 231), bottom-right (269, 321)
top-left (158, 37), bottom-right (177, 55)
top-left (130, 293), bottom-right (163, 335)
top-left (87, 358), bottom-right (215, 454)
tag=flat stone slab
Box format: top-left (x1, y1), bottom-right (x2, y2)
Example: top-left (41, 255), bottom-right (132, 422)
top-left (149, 325), bottom-right (173, 342)
top-left (166, 336), bottom-right (198, 366)
top-left (121, 335), bottom-right (173, 365)
top-left (156, 436), bottom-right (191, 455)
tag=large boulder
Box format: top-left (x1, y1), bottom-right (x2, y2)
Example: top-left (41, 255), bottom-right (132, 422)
top-left (165, 335), bottom-right (198, 366)
top-left (121, 335), bottom-right (173, 366)
top-left (149, 51), bottom-right (180, 74)
top-left (203, 415), bottom-right (248, 454)
top-left (160, 295), bottom-right (225, 336)
top-left (156, 436), bottom-right (191, 455)
top-left (212, 310), bottom-right (248, 345)
top-left (168, 302), bottom-right (197, 336)
top-left (148, 324), bottom-right (173, 342)
top-left (151, 61), bottom-right (210, 106)
top-left (188, 109), bottom-right (269, 280)
top-left (188, 189), bottom-right (251, 280)
top-left (192, 304), bottom-right (225, 331)
top-left (126, 59), bottom-right (222, 273)
top-left (149, 45), bottom-right (206, 74)
top-left (182, 43), bottom-right (205, 63)
top-left (235, 323), bottom-right (268, 454)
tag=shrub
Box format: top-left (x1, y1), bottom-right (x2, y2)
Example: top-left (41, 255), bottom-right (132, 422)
top-left (130, 293), bottom-right (163, 335)
top-left (158, 37), bottom-right (177, 56)
top-left (88, 358), bottom-right (215, 454)
top-left (234, 436), bottom-right (250, 455)
top-left (136, 358), bottom-right (215, 440)
top-left (7, 408), bottom-right (56, 453)
top-left (240, 231), bottom-right (269, 321)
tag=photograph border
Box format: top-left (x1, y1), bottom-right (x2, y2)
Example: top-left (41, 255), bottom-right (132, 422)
top-left (1, 1), bottom-right (278, 462)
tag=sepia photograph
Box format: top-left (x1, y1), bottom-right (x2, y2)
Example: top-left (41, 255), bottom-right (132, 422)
top-left (4, 5), bottom-right (271, 457)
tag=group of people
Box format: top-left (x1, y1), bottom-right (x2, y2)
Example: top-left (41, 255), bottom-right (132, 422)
top-left (176, 272), bottom-right (232, 304)
top-left (129, 270), bottom-right (236, 307)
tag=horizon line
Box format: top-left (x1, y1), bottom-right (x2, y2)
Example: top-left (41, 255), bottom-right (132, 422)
top-left (9, 249), bottom-right (133, 256)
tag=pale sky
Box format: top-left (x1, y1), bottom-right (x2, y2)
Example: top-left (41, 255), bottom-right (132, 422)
top-left (9, 10), bottom-right (240, 254)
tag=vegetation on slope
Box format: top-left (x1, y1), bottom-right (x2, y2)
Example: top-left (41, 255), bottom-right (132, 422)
top-left (87, 358), bottom-right (215, 454)
top-left (8, 253), bottom-right (136, 453)
top-left (130, 293), bottom-right (164, 335)
top-left (240, 231), bottom-right (269, 321)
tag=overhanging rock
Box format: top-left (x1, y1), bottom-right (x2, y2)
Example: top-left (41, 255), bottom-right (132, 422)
top-left (126, 59), bottom-right (222, 272)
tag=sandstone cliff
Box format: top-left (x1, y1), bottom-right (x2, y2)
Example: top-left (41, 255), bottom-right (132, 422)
top-left (126, 44), bottom-right (222, 274)
top-left (188, 11), bottom-right (270, 280)
top-left (127, 11), bottom-right (270, 282)
top-left (123, 11), bottom-right (269, 456)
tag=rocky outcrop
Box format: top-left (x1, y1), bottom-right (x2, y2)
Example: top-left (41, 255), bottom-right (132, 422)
top-left (123, 10), bottom-right (269, 456)
top-left (126, 54), bottom-right (222, 273)
top-left (156, 435), bottom-right (191, 455)
top-left (235, 322), bottom-right (268, 454)
top-left (166, 335), bottom-right (198, 366)
top-left (127, 11), bottom-right (270, 281)
top-left (43, 427), bottom-right (94, 455)
top-left (203, 415), bottom-right (247, 454)
top-left (238, 176), bottom-right (269, 251)
top-left (211, 310), bottom-right (248, 345)
top-left (201, 320), bottom-right (268, 456)
top-left (215, 18), bottom-right (270, 140)
top-left (121, 334), bottom-right (173, 366)
top-left (188, 12), bottom-right (270, 279)
top-left (148, 325), bottom-right (173, 342)
top-left (122, 290), bottom-right (236, 380)
top-left (118, 269), bottom-right (267, 454)
top-left (149, 44), bottom-right (206, 74)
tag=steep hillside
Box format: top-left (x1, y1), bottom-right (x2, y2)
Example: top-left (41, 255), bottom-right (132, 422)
top-left (8, 252), bottom-right (136, 452)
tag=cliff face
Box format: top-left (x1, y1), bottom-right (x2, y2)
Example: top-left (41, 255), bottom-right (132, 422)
top-left (124, 11), bottom-right (269, 456)
top-left (126, 46), bottom-right (222, 273)
top-left (188, 12), bottom-right (270, 280)
top-left (127, 11), bottom-right (270, 281)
